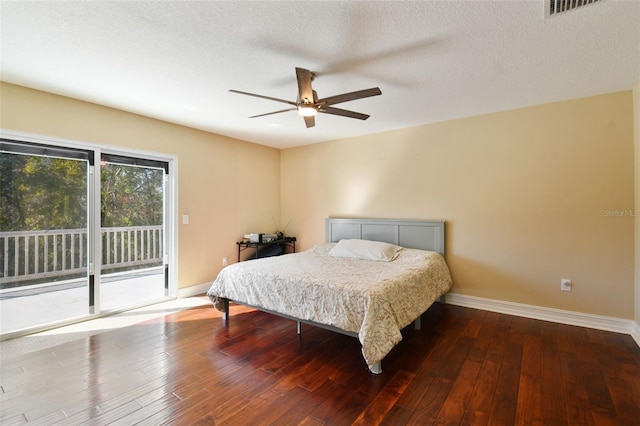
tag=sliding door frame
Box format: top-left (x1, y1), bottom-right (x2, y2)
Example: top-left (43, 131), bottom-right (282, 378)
top-left (0, 129), bottom-right (177, 337)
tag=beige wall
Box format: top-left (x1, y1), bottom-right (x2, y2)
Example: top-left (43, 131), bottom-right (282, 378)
top-left (634, 82), bottom-right (640, 325)
top-left (281, 91), bottom-right (635, 319)
top-left (0, 82), bottom-right (281, 289)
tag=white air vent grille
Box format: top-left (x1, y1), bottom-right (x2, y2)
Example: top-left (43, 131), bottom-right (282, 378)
top-left (545, 0), bottom-right (603, 17)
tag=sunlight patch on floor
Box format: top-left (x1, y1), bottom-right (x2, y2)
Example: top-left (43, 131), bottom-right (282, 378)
top-left (0, 296), bottom-right (210, 360)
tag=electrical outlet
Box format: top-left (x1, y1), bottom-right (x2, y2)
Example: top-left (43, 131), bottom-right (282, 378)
top-left (222, 257), bottom-right (228, 266)
top-left (561, 279), bottom-right (572, 292)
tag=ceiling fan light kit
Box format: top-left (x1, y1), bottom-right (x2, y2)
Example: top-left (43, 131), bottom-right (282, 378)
top-left (230, 67), bottom-right (381, 128)
top-left (298, 105), bottom-right (317, 117)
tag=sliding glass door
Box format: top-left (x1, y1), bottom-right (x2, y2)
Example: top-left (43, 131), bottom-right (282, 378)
top-left (99, 154), bottom-right (168, 311)
top-left (0, 136), bottom-right (174, 338)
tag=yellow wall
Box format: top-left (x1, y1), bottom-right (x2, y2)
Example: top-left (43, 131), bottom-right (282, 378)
top-left (0, 82), bottom-right (281, 289)
top-left (281, 92), bottom-right (635, 319)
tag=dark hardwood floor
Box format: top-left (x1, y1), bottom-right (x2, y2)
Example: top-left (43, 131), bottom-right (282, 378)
top-left (1, 297), bottom-right (639, 425)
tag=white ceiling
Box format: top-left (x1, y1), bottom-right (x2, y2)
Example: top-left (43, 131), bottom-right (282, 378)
top-left (1, 1), bottom-right (639, 149)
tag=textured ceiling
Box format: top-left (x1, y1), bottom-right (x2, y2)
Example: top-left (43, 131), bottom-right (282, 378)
top-left (1, 1), bottom-right (639, 149)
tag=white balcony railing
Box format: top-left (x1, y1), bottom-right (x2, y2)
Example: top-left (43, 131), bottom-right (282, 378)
top-left (0, 226), bottom-right (163, 286)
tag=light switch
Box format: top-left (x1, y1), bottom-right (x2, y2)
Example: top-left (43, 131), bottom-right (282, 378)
top-left (182, 214), bottom-right (189, 225)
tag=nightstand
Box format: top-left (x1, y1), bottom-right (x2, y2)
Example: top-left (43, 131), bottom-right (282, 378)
top-left (236, 237), bottom-right (296, 262)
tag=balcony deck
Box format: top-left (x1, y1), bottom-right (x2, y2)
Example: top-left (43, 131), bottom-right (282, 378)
top-left (0, 267), bottom-right (169, 336)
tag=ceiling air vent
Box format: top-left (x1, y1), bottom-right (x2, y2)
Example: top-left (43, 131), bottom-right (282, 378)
top-left (545, 0), bottom-right (603, 18)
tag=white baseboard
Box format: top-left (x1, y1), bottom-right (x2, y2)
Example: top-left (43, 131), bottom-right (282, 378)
top-left (444, 293), bottom-right (639, 347)
top-left (178, 282), bottom-right (212, 298)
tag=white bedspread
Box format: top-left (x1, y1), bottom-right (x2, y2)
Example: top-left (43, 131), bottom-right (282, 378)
top-left (207, 243), bottom-right (452, 372)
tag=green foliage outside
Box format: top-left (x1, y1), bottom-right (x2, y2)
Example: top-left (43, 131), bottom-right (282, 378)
top-left (100, 162), bottom-right (163, 228)
top-left (0, 154), bottom-right (87, 231)
top-left (0, 153), bottom-right (163, 232)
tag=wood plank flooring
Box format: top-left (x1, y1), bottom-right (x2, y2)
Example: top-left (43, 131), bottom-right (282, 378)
top-left (1, 298), bottom-right (639, 425)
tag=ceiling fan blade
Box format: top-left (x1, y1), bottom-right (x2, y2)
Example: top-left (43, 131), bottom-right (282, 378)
top-left (295, 67), bottom-right (315, 104)
top-left (249, 108), bottom-right (297, 118)
top-left (318, 87), bottom-right (382, 106)
top-left (319, 106), bottom-right (370, 120)
top-left (303, 115), bottom-right (315, 128)
top-left (229, 89), bottom-right (297, 106)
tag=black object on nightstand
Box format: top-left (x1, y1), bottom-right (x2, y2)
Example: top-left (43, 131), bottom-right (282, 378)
top-left (236, 237), bottom-right (296, 262)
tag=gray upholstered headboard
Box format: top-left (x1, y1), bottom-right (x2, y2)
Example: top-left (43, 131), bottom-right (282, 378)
top-left (325, 218), bottom-right (445, 255)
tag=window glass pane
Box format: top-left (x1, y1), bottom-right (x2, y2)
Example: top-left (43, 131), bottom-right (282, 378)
top-left (0, 150), bottom-right (89, 334)
top-left (99, 159), bottom-right (166, 311)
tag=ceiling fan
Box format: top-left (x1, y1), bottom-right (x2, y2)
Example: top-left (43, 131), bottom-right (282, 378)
top-left (229, 67), bottom-right (382, 128)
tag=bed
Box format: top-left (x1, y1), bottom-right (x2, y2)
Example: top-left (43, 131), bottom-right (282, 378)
top-left (207, 218), bottom-right (452, 373)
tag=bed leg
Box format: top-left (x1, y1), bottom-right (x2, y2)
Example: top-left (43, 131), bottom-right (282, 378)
top-left (297, 321), bottom-right (302, 335)
top-left (221, 298), bottom-right (229, 321)
top-left (414, 316), bottom-right (421, 330)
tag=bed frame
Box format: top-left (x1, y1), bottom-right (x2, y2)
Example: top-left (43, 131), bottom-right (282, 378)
top-left (219, 217), bottom-right (446, 374)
